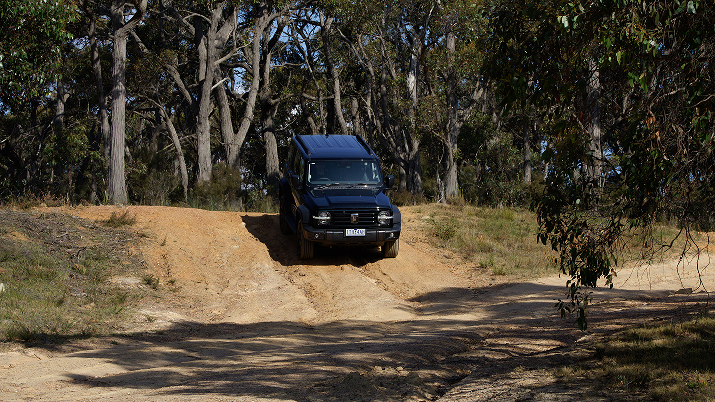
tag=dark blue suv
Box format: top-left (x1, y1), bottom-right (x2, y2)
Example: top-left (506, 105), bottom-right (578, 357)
top-left (278, 135), bottom-right (401, 259)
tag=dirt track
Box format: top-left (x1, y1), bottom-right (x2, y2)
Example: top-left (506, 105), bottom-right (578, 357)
top-left (1, 205), bottom-right (712, 401)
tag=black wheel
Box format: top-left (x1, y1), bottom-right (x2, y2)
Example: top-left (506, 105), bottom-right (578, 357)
top-left (279, 196), bottom-right (291, 235)
top-left (298, 220), bottom-right (314, 259)
top-left (382, 238), bottom-right (399, 258)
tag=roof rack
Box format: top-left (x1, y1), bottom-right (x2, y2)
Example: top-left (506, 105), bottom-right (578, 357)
top-left (353, 134), bottom-right (375, 156)
top-left (295, 135), bottom-right (310, 156)
top-left (293, 134), bottom-right (376, 159)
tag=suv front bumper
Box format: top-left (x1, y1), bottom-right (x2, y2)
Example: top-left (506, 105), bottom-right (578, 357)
top-left (301, 223), bottom-right (401, 247)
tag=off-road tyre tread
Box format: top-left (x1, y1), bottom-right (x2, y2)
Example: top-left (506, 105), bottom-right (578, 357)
top-left (298, 221), bottom-right (314, 259)
top-left (382, 239), bottom-right (399, 258)
top-left (279, 197), bottom-right (291, 235)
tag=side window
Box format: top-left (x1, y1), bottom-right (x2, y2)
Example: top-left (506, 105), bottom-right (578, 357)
top-left (371, 162), bottom-right (380, 182)
top-left (286, 145), bottom-right (296, 174)
top-left (293, 153), bottom-right (305, 183)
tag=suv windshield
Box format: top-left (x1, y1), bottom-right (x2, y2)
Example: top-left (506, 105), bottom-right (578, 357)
top-left (307, 159), bottom-right (382, 186)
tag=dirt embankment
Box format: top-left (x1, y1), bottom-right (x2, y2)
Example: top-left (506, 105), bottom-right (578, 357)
top-left (1, 205), bottom-right (712, 401)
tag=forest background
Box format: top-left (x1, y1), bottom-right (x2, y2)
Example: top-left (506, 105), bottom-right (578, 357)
top-left (1, 0), bottom-right (714, 317)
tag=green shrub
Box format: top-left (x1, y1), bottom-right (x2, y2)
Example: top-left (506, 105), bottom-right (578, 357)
top-left (245, 189), bottom-right (278, 213)
top-left (433, 217), bottom-right (459, 241)
top-left (192, 163), bottom-right (243, 211)
top-left (390, 190), bottom-right (428, 206)
top-left (103, 210), bottom-right (137, 228)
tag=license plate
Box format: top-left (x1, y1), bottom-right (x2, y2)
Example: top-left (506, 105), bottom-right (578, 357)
top-left (345, 228), bottom-right (366, 237)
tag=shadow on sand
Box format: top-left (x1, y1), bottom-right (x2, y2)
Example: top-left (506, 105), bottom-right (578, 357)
top-left (240, 213), bottom-right (386, 268)
top-left (31, 282), bottom-right (709, 401)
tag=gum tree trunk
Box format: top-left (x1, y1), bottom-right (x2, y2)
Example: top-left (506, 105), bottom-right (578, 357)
top-left (108, 0), bottom-right (146, 204)
top-left (585, 56), bottom-right (603, 191)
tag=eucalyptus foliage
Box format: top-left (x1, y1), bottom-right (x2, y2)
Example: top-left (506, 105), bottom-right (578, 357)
top-left (487, 0), bottom-right (715, 328)
top-left (0, 0), bottom-right (76, 112)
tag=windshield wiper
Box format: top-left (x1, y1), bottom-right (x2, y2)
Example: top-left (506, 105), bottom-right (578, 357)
top-left (313, 183), bottom-right (346, 190)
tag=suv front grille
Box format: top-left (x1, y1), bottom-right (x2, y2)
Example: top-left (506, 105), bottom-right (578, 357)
top-left (330, 209), bottom-right (380, 227)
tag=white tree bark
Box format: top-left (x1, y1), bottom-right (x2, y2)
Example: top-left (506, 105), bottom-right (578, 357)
top-left (321, 14), bottom-right (349, 135)
top-left (108, 0), bottom-right (147, 204)
top-left (441, 29), bottom-right (485, 201)
top-left (88, 13), bottom-right (110, 162)
top-left (585, 56), bottom-right (603, 190)
top-left (195, 3), bottom-right (225, 183)
top-left (158, 106), bottom-right (189, 201)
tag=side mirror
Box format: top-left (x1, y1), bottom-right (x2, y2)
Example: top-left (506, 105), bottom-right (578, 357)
top-left (291, 174), bottom-right (302, 189)
top-left (384, 175), bottom-right (395, 189)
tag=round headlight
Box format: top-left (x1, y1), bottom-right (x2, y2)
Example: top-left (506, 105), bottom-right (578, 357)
top-left (314, 211), bottom-right (331, 226)
top-left (378, 210), bottom-right (392, 226)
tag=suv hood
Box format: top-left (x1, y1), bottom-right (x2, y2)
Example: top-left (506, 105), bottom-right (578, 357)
top-left (307, 187), bottom-right (392, 209)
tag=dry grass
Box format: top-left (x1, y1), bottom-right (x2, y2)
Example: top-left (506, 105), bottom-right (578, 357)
top-left (418, 203), bottom-right (558, 278)
top-left (557, 316), bottom-right (715, 401)
top-left (417, 202), bottom-right (707, 281)
top-left (102, 210), bottom-right (137, 228)
top-left (0, 209), bottom-right (145, 343)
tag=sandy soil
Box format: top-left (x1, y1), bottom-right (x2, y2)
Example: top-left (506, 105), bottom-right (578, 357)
top-left (0, 205), bottom-right (712, 401)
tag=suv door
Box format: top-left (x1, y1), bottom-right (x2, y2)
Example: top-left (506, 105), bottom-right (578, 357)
top-left (290, 151), bottom-right (305, 208)
top-left (280, 144), bottom-right (300, 234)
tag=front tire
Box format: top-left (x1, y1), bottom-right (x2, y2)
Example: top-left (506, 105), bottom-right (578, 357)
top-left (298, 221), bottom-right (314, 259)
top-left (279, 196), bottom-right (291, 235)
top-left (382, 238), bottom-right (399, 258)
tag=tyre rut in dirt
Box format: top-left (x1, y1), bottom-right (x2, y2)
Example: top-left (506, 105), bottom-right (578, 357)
top-left (382, 238), bottom-right (399, 258)
top-left (298, 220), bottom-right (314, 259)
